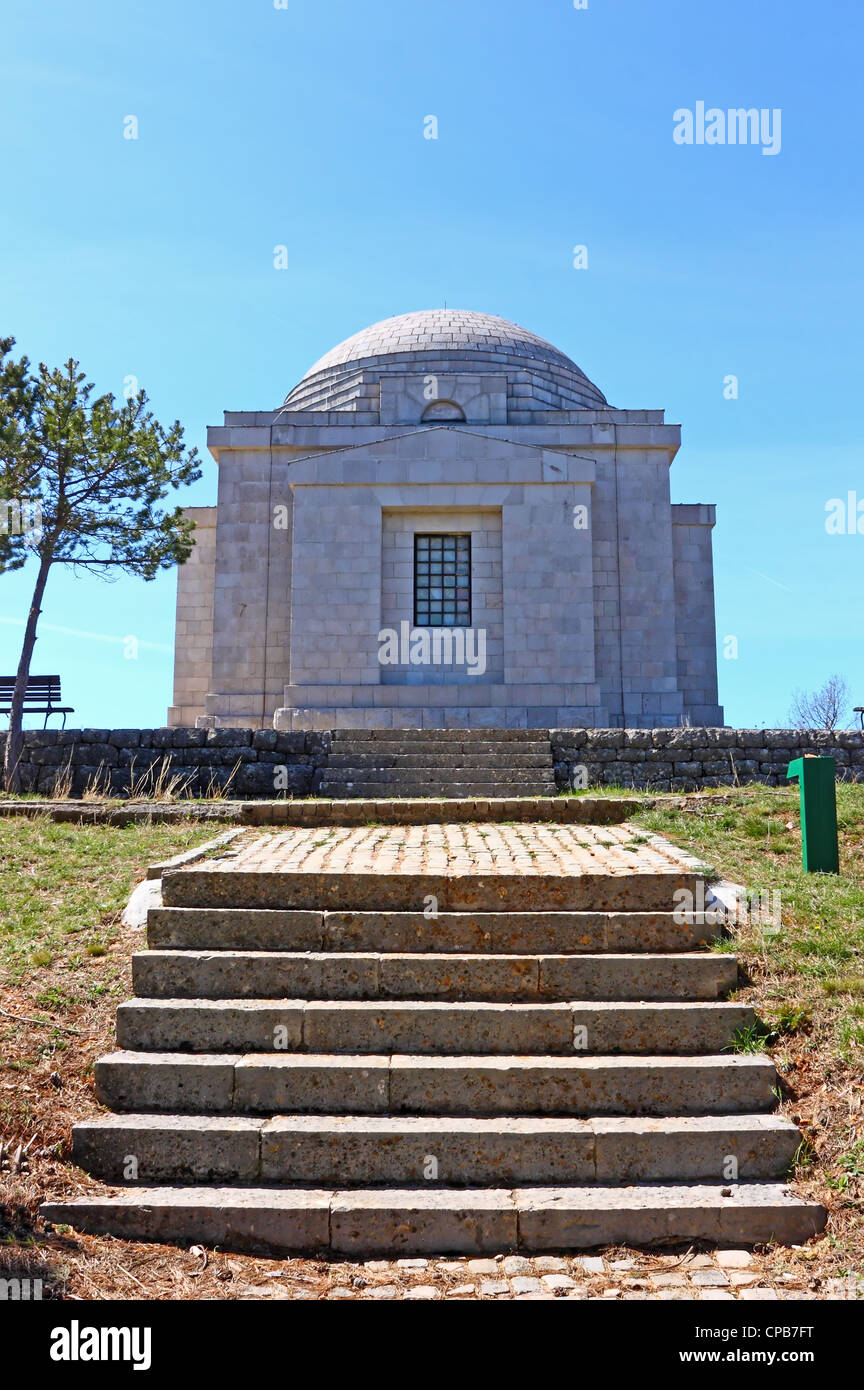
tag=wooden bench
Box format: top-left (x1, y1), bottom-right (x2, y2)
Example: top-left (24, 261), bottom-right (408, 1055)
top-left (0, 675), bottom-right (75, 729)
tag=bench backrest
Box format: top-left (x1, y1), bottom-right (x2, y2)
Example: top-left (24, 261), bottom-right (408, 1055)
top-left (0, 675), bottom-right (63, 703)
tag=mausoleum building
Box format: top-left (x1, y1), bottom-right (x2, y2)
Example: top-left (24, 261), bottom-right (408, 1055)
top-left (168, 309), bottom-right (723, 730)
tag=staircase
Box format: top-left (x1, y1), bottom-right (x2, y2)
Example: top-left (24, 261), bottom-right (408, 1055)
top-left (317, 729), bottom-right (557, 799)
top-left (42, 821), bottom-right (825, 1256)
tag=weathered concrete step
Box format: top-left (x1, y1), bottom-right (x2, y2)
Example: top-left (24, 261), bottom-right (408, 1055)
top-left (319, 795), bottom-right (561, 806)
top-left (133, 950), bottom-right (738, 1001)
top-left (320, 778), bottom-right (556, 790)
top-left (321, 760), bottom-right (550, 768)
top-left (326, 752), bottom-right (553, 768)
top-left (318, 785), bottom-right (556, 800)
top-left (330, 739), bottom-right (552, 750)
top-left (147, 907), bottom-right (723, 954)
top-left (162, 868), bottom-right (700, 913)
top-left (318, 788), bottom-right (559, 800)
top-left (320, 776), bottom-right (557, 788)
top-left (384, 1054), bottom-right (776, 1118)
top-left (321, 764), bottom-right (555, 780)
top-left (41, 1182), bottom-right (826, 1255)
top-left (318, 775), bottom-right (556, 789)
top-left (246, 797), bottom-right (643, 824)
top-left (331, 729), bottom-right (550, 742)
top-left (327, 743), bottom-right (553, 757)
top-left (116, 999), bottom-right (754, 1055)
top-left (94, 1051), bottom-right (775, 1116)
top-left (71, 1113), bottom-right (801, 1184)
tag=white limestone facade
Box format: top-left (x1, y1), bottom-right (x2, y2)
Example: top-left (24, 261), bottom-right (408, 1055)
top-left (168, 310), bottom-right (723, 730)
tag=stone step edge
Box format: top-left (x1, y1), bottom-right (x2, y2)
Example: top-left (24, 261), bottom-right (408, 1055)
top-left (320, 760), bottom-right (555, 770)
top-left (94, 1051), bottom-right (777, 1116)
top-left (146, 905), bottom-right (728, 938)
top-left (316, 786), bottom-right (559, 796)
top-left (324, 749), bottom-right (554, 759)
top-left (71, 1113), bottom-right (801, 1183)
top-left (118, 997), bottom-right (751, 1012)
top-left (317, 790), bottom-right (559, 798)
top-left (132, 950), bottom-right (738, 1004)
top-left (318, 777), bottom-right (558, 785)
top-left (317, 786), bottom-right (559, 795)
top-left (319, 793), bottom-right (562, 800)
top-left (145, 921), bottom-right (726, 959)
top-left (2, 796), bottom-right (646, 829)
top-left (96, 1050), bottom-right (774, 1068)
top-left (331, 729), bottom-right (553, 741)
top-left (40, 1183), bottom-right (827, 1254)
top-left (330, 733), bottom-right (554, 742)
top-left (73, 1111), bottom-right (800, 1134)
top-left (324, 750), bottom-right (556, 758)
top-left (162, 871), bottom-right (705, 914)
top-left (116, 998), bottom-right (755, 1055)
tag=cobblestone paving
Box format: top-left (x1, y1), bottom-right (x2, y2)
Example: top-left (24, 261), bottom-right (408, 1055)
top-left (200, 824), bottom-right (703, 881)
top-left (227, 1249), bottom-right (863, 1300)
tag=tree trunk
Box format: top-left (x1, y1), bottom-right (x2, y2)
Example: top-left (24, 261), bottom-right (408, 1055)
top-left (3, 550), bottom-right (53, 793)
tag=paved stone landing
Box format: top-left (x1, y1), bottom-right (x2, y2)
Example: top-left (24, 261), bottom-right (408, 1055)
top-left (162, 823), bottom-right (707, 912)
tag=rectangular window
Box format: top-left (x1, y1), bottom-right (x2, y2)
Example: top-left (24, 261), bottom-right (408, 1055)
top-left (414, 533), bottom-right (471, 626)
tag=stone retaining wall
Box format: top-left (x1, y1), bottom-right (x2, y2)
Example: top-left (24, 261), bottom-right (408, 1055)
top-left (2, 726), bottom-right (861, 799)
top-left (0, 728), bottom-right (329, 798)
top-left (551, 728), bottom-right (864, 792)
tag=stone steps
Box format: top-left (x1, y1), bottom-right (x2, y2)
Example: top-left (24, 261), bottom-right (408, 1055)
top-left (322, 764), bottom-right (556, 780)
top-left (327, 733), bottom-right (552, 745)
top-left (94, 1051), bottom-right (776, 1116)
top-left (317, 782), bottom-right (558, 800)
top-left (146, 907), bottom-right (722, 954)
top-left (71, 1113), bottom-right (801, 1185)
top-left (162, 871), bottom-right (701, 914)
top-left (42, 1183), bottom-right (825, 1255)
top-left (318, 776), bottom-right (557, 790)
top-left (115, 998), bottom-right (755, 1055)
top-left (40, 820), bottom-right (825, 1254)
top-left (321, 727), bottom-right (556, 798)
top-left (1, 795), bottom-right (644, 828)
top-left (132, 951), bottom-right (738, 1001)
top-left (329, 742), bottom-right (554, 756)
top-left (318, 773), bottom-right (558, 789)
top-left (326, 750), bottom-right (553, 767)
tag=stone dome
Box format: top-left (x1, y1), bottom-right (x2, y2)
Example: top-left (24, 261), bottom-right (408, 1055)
top-left (281, 309), bottom-right (608, 413)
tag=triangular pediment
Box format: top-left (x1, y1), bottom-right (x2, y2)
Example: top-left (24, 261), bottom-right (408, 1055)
top-left (283, 426), bottom-right (595, 486)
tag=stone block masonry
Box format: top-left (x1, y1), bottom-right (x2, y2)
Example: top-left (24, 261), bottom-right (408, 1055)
top-left (0, 728), bottom-right (329, 799)
top-left (552, 727), bottom-right (864, 792)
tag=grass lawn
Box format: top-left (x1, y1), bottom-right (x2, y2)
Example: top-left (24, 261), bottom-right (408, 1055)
top-left (632, 783), bottom-right (864, 1275)
top-left (0, 816), bottom-right (228, 1159)
top-left (0, 816), bottom-right (229, 980)
top-left (0, 792), bottom-right (862, 1299)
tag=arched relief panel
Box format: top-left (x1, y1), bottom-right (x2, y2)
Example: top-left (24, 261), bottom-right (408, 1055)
top-left (421, 399), bottom-right (466, 423)
top-left (380, 374), bottom-right (507, 426)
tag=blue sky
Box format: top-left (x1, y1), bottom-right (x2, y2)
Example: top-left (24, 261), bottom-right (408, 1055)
top-left (1, 0), bottom-right (862, 728)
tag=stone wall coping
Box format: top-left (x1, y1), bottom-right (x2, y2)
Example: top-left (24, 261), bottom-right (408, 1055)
top-left (0, 795), bottom-right (644, 827)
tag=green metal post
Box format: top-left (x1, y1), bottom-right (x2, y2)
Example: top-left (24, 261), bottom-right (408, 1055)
top-left (786, 756), bottom-right (839, 874)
